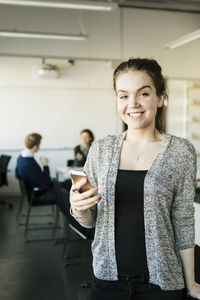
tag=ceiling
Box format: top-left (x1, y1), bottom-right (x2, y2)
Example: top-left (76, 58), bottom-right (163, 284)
top-left (0, 0), bottom-right (200, 78)
top-left (109, 0), bottom-right (200, 13)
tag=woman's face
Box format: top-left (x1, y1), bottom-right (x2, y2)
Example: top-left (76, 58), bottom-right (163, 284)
top-left (81, 132), bottom-right (92, 146)
top-left (115, 70), bottom-right (164, 130)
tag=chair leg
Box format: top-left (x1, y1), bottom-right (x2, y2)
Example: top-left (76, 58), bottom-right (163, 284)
top-left (51, 205), bottom-right (56, 220)
top-left (16, 195), bottom-right (24, 224)
top-left (24, 204), bottom-right (31, 238)
top-left (52, 206), bottom-right (60, 239)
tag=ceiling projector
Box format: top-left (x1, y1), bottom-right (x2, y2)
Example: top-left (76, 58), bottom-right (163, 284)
top-left (37, 63), bottom-right (59, 79)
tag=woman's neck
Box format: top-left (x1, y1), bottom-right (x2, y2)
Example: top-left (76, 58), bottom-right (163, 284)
top-left (82, 143), bottom-right (89, 150)
top-left (125, 127), bottom-right (162, 145)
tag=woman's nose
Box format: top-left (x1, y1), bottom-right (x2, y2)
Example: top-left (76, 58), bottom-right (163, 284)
top-left (128, 95), bottom-right (139, 107)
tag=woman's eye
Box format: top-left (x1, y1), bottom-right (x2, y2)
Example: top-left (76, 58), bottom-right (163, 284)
top-left (140, 92), bottom-right (149, 97)
top-left (119, 95), bottom-right (128, 100)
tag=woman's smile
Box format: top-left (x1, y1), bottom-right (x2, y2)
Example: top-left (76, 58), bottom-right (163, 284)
top-left (127, 111), bottom-right (145, 119)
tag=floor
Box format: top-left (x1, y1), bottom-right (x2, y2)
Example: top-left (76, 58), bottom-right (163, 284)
top-left (0, 196), bottom-right (92, 300)
top-left (1, 196), bottom-right (200, 300)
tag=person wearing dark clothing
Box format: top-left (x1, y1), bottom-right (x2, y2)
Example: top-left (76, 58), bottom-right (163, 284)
top-left (61, 129), bottom-right (95, 191)
top-left (16, 133), bottom-right (68, 211)
top-left (16, 154), bottom-right (51, 190)
top-left (69, 58), bottom-right (200, 300)
top-left (73, 129), bottom-right (94, 167)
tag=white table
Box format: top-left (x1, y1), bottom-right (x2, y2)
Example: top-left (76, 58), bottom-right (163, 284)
top-left (56, 166), bottom-right (83, 180)
top-left (56, 166), bottom-right (69, 179)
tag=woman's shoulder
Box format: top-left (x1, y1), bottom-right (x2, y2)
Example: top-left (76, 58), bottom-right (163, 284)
top-left (166, 133), bottom-right (196, 157)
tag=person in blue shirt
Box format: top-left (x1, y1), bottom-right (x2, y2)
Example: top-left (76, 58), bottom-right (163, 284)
top-left (16, 133), bottom-right (67, 209)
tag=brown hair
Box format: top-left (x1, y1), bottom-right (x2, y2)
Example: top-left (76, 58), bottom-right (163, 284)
top-left (24, 133), bottom-right (42, 149)
top-left (113, 58), bottom-right (167, 131)
top-left (80, 129), bottom-right (95, 143)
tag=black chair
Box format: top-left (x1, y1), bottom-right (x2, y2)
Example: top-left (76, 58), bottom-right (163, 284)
top-left (16, 172), bottom-right (55, 225)
top-left (67, 159), bottom-right (75, 167)
top-left (0, 155), bottom-right (12, 209)
top-left (195, 186), bottom-right (200, 203)
top-left (16, 174), bottom-right (60, 242)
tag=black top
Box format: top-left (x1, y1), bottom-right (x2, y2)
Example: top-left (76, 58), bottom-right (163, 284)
top-left (115, 169), bottom-right (148, 275)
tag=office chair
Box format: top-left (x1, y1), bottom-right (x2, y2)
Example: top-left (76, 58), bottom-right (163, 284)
top-left (0, 155), bottom-right (12, 209)
top-left (16, 172), bottom-right (56, 225)
top-left (195, 187), bottom-right (200, 203)
top-left (16, 174), bottom-right (60, 242)
top-left (67, 159), bottom-right (75, 167)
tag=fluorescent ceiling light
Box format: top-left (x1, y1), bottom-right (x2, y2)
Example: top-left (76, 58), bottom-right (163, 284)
top-left (0, 30), bottom-right (87, 40)
top-left (0, 0), bottom-right (118, 11)
top-left (164, 29), bottom-right (200, 49)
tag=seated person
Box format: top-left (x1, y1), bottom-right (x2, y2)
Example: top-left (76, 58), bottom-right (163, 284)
top-left (63, 129), bottom-right (95, 192)
top-left (73, 129), bottom-right (94, 167)
top-left (16, 133), bottom-right (67, 213)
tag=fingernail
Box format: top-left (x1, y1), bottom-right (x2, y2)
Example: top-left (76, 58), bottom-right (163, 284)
top-left (98, 194), bottom-right (102, 199)
top-left (95, 187), bottom-right (98, 191)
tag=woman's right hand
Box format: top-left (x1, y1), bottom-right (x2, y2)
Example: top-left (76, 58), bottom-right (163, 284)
top-left (70, 178), bottom-right (101, 217)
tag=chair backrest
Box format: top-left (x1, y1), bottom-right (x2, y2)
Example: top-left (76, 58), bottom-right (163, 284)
top-left (0, 155), bottom-right (11, 186)
top-left (67, 159), bottom-right (75, 167)
top-left (0, 170), bottom-right (4, 187)
top-left (15, 172), bottom-right (31, 201)
top-left (0, 155), bottom-right (11, 171)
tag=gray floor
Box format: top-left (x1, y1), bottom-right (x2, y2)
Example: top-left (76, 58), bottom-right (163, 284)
top-left (1, 196), bottom-right (200, 300)
top-left (0, 196), bottom-right (92, 300)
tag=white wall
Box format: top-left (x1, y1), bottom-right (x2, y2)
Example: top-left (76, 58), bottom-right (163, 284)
top-left (0, 58), bottom-right (122, 194)
top-left (166, 79), bottom-right (187, 138)
top-left (195, 203), bottom-right (200, 247)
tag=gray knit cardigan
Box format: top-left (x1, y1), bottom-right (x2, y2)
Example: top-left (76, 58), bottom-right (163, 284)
top-left (81, 131), bottom-right (197, 290)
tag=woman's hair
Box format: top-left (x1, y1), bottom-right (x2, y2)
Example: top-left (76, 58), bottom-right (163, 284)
top-left (25, 133), bottom-right (42, 149)
top-left (80, 129), bottom-right (95, 143)
top-left (113, 58), bottom-right (167, 131)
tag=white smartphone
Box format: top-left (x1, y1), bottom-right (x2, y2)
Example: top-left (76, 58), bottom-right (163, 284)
top-left (69, 169), bottom-right (93, 193)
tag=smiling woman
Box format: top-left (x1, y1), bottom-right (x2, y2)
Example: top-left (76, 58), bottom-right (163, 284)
top-left (113, 58), bottom-right (167, 133)
top-left (116, 71), bottom-right (164, 132)
top-left (69, 58), bottom-right (200, 300)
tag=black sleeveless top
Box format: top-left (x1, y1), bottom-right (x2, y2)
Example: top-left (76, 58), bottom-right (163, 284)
top-left (115, 169), bottom-right (148, 275)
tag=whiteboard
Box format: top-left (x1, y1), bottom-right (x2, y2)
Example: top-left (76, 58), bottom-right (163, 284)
top-left (0, 87), bottom-right (122, 149)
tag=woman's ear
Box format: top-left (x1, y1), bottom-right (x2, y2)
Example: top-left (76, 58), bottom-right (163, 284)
top-left (157, 94), bottom-right (165, 108)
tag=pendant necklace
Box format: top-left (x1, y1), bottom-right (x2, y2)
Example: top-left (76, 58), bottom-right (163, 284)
top-left (130, 143), bottom-right (150, 164)
top-left (133, 156), bottom-right (140, 164)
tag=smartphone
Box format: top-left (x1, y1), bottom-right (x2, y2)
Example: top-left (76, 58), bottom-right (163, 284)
top-left (69, 169), bottom-right (93, 193)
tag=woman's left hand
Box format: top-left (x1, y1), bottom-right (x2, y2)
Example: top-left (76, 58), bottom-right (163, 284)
top-left (188, 282), bottom-right (200, 299)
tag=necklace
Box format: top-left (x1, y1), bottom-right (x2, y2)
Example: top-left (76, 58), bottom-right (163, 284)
top-left (126, 131), bottom-right (164, 164)
top-left (127, 141), bottom-right (151, 164)
top-left (133, 156), bottom-right (140, 163)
